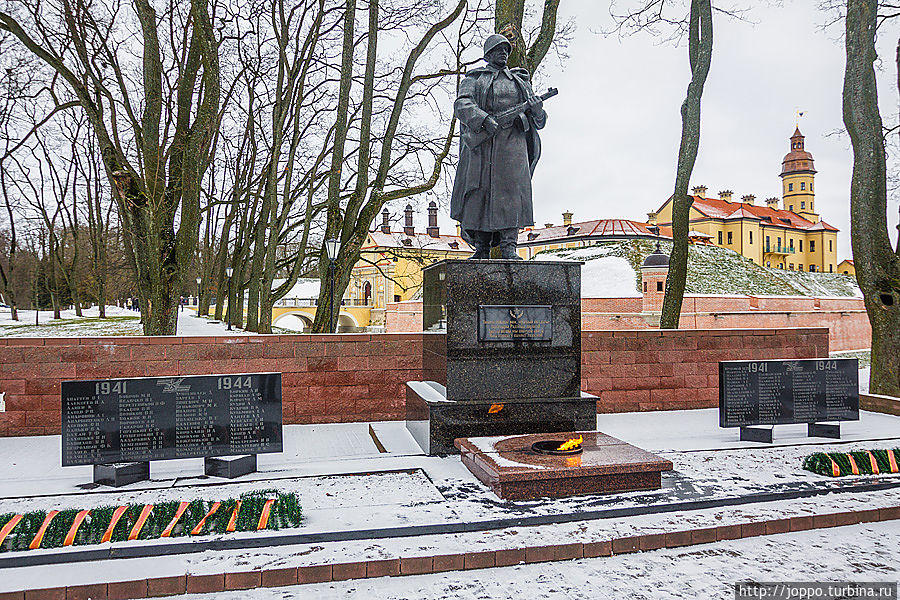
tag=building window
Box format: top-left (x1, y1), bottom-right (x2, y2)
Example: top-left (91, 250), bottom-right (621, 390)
top-left (799, 240), bottom-right (803, 252)
top-left (777, 237), bottom-right (782, 248)
top-left (766, 261), bottom-right (771, 267)
top-left (643, 281), bottom-right (647, 292)
top-left (766, 236), bottom-right (770, 249)
top-left (810, 240), bottom-right (815, 252)
top-left (789, 205), bottom-right (794, 212)
top-left (830, 265), bottom-right (833, 273)
top-left (718, 231), bottom-right (723, 245)
top-left (749, 231), bottom-right (753, 244)
top-left (394, 294), bottom-right (401, 302)
top-left (810, 265), bottom-right (816, 272)
top-left (810, 183), bottom-right (813, 192)
top-left (788, 183), bottom-right (793, 191)
top-left (800, 182), bottom-right (806, 191)
top-left (789, 264), bottom-right (794, 270)
top-left (789, 239), bottom-right (794, 251)
top-left (801, 201), bottom-right (805, 209)
top-left (829, 240), bottom-right (832, 252)
top-left (727, 232), bottom-right (733, 245)
top-left (656, 281), bottom-right (663, 292)
top-left (798, 264), bottom-right (803, 271)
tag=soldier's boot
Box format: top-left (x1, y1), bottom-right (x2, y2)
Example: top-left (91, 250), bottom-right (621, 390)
top-left (465, 229), bottom-right (492, 259)
top-left (498, 228), bottom-right (523, 260)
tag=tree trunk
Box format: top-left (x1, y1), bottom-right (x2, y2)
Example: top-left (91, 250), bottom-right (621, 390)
top-left (659, 0), bottom-right (712, 329)
top-left (496, 0), bottom-right (559, 74)
top-left (843, 0), bottom-right (900, 396)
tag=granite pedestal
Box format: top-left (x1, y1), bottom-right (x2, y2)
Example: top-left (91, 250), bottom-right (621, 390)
top-left (456, 431), bottom-right (674, 500)
top-left (406, 259), bottom-right (595, 455)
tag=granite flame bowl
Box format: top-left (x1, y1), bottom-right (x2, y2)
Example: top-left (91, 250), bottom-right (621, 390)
top-left (531, 440), bottom-right (583, 456)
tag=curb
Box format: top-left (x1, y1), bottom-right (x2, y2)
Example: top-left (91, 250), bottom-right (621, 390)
top-left (6, 505), bottom-right (899, 599)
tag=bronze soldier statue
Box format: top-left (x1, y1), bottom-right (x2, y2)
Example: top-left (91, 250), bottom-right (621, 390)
top-left (451, 34), bottom-right (549, 260)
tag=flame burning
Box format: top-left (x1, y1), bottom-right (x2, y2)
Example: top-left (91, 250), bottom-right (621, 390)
top-left (488, 404), bottom-right (504, 414)
top-left (557, 435), bottom-right (583, 452)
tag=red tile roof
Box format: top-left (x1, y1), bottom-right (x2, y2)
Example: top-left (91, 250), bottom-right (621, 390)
top-left (685, 196), bottom-right (838, 232)
top-left (364, 231), bottom-right (473, 252)
top-left (517, 219), bottom-right (670, 245)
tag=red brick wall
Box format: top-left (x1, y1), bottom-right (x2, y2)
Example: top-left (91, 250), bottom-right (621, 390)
top-left (582, 328), bottom-right (829, 413)
top-left (0, 334), bottom-right (422, 437)
top-left (0, 328), bottom-right (829, 436)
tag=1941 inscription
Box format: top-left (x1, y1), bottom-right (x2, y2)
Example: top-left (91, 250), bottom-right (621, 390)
top-left (478, 305), bottom-right (552, 342)
top-left (61, 373), bottom-right (282, 466)
top-left (719, 359), bottom-right (859, 428)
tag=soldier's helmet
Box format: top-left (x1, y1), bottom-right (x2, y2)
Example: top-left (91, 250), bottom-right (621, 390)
top-left (483, 34), bottom-right (512, 58)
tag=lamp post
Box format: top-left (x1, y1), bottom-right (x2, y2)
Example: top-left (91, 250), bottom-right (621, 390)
top-left (196, 277), bottom-right (201, 307)
top-left (225, 267), bottom-right (233, 330)
top-left (324, 238), bottom-right (340, 333)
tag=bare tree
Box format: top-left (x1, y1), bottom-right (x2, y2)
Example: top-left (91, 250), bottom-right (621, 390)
top-left (0, 0), bottom-right (221, 334)
top-left (842, 0), bottom-right (900, 395)
top-left (610, 0), bottom-right (713, 329)
top-left (495, 0), bottom-right (562, 73)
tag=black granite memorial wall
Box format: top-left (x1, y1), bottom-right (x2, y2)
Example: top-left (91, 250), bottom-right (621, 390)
top-left (719, 358), bottom-right (858, 441)
top-left (62, 373), bottom-right (282, 467)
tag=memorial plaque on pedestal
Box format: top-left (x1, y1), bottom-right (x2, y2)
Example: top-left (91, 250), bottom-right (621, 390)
top-left (61, 373), bottom-right (282, 467)
top-left (477, 305), bottom-right (552, 342)
top-left (719, 359), bottom-right (859, 429)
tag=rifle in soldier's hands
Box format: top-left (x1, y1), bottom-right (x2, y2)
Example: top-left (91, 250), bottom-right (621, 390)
top-left (466, 87), bottom-right (558, 148)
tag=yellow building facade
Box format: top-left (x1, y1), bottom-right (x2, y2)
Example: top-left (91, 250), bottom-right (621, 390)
top-left (649, 128), bottom-right (840, 273)
top-left (349, 203), bottom-right (472, 310)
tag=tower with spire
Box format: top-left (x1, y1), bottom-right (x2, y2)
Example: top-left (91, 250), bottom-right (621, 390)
top-left (780, 127), bottom-right (818, 223)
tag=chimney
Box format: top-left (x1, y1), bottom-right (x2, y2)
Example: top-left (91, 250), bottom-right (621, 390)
top-left (647, 211), bottom-right (658, 224)
top-left (380, 208), bottom-right (391, 234)
top-left (691, 185), bottom-right (707, 199)
top-left (741, 194), bottom-right (756, 205)
top-left (403, 204), bottom-right (415, 236)
top-left (562, 210), bottom-right (573, 226)
top-left (544, 223), bottom-right (554, 229)
top-left (766, 197), bottom-right (780, 210)
top-left (718, 190), bottom-right (733, 202)
top-left (426, 201), bottom-right (439, 238)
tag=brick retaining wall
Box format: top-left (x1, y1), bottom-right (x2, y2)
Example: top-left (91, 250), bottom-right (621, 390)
top-left (0, 328), bottom-right (828, 437)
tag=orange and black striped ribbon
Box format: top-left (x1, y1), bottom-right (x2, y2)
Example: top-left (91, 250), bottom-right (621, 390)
top-left (191, 502), bottom-right (221, 536)
top-left (226, 501), bottom-right (242, 533)
top-left (29, 510), bottom-right (60, 550)
top-left (101, 506), bottom-right (129, 543)
top-left (847, 454), bottom-right (860, 475)
top-left (828, 456), bottom-right (841, 477)
top-left (257, 499), bottom-right (277, 531)
top-left (889, 449), bottom-right (900, 474)
top-left (867, 451), bottom-right (880, 475)
top-left (0, 515), bottom-right (23, 547)
top-left (161, 502), bottom-right (190, 538)
top-left (128, 505), bottom-right (154, 541)
top-left (63, 510), bottom-right (91, 546)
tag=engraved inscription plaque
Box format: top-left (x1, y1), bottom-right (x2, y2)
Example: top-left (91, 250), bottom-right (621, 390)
top-left (61, 373), bottom-right (282, 466)
top-left (718, 359), bottom-right (858, 428)
top-left (478, 305), bottom-right (552, 342)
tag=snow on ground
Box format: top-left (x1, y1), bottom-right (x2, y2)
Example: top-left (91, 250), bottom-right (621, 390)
top-left (544, 253), bottom-right (641, 297)
top-left (0, 305), bottom-right (255, 337)
top-left (168, 522), bottom-right (900, 600)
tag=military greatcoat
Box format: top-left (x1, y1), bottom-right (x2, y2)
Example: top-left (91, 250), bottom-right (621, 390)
top-left (450, 64), bottom-right (546, 233)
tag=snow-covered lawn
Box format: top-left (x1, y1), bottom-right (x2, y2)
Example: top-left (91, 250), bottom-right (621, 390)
top-left (0, 305), bottom-right (257, 337)
top-left (170, 521), bottom-right (900, 600)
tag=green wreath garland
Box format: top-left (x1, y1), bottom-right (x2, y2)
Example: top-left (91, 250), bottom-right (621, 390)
top-left (803, 448), bottom-right (900, 477)
top-left (0, 489), bottom-right (301, 553)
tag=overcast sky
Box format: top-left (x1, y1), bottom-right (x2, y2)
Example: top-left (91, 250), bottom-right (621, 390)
top-left (434, 0), bottom-right (900, 263)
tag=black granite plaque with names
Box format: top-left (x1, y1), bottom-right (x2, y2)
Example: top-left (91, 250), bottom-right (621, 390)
top-left (477, 305), bottom-right (552, 342)
top-left (719, 359), bottom-right (858, 428)
top-left (61, 373), bottom-right (282, 466)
